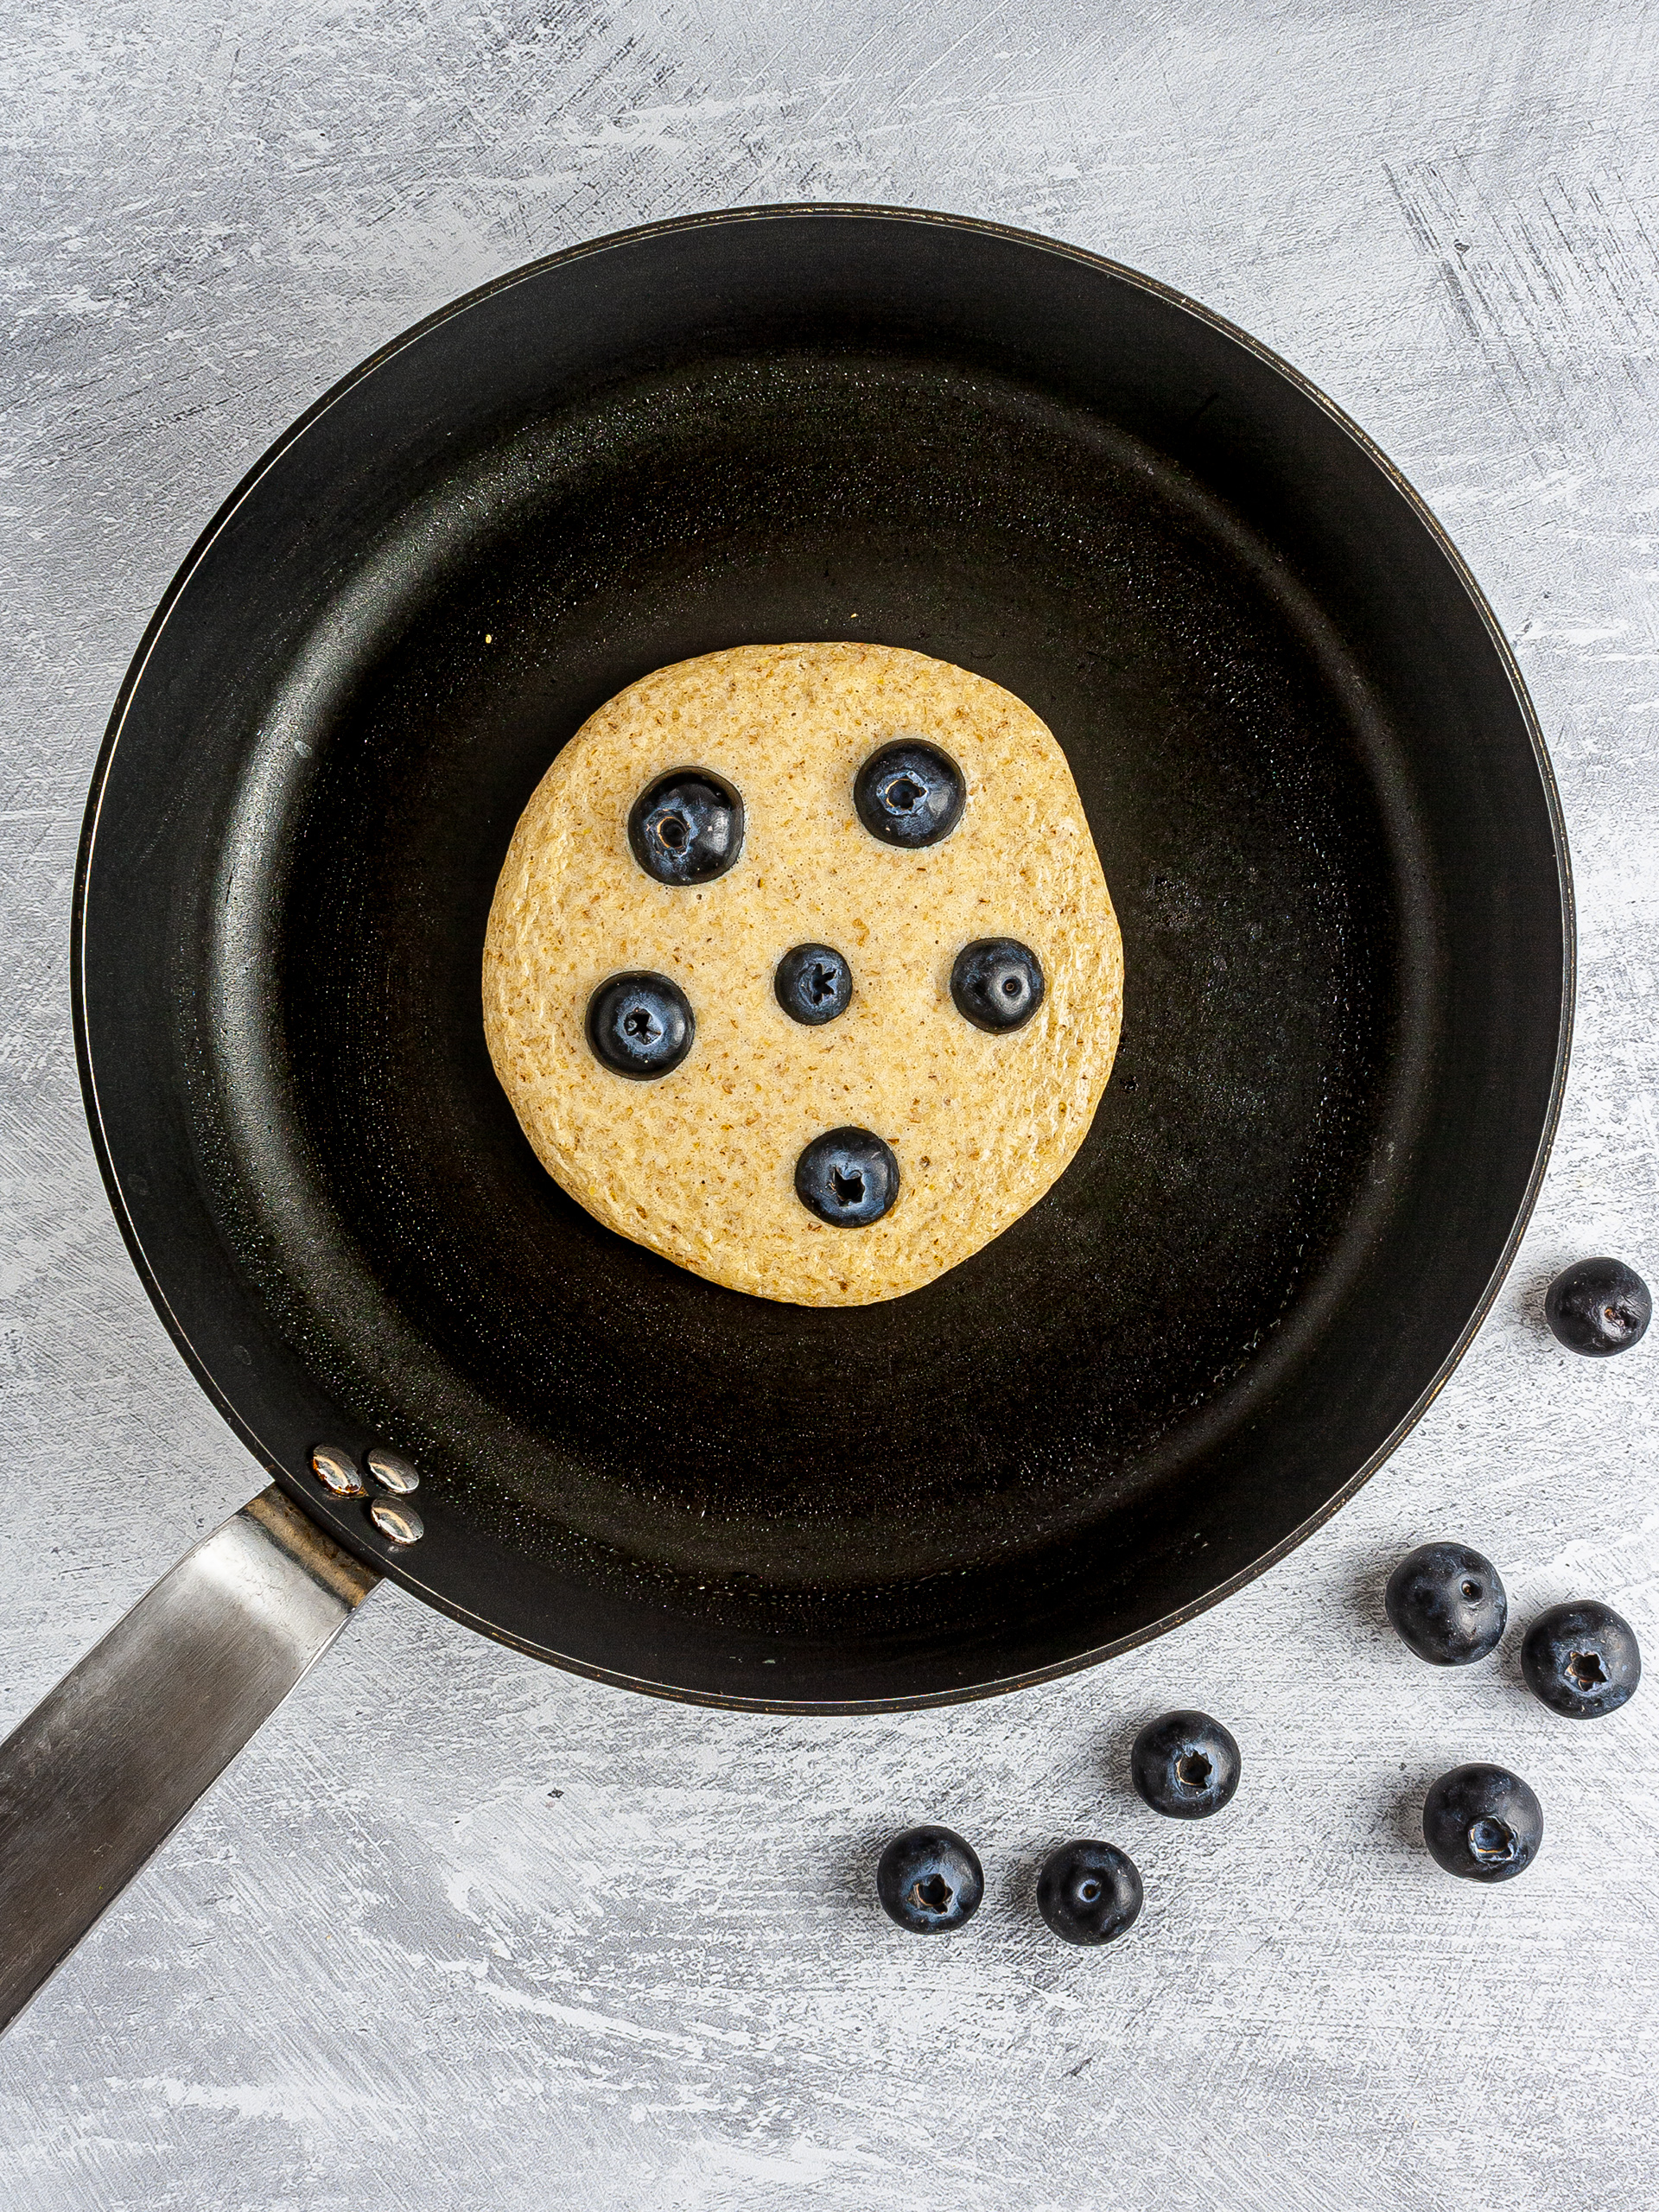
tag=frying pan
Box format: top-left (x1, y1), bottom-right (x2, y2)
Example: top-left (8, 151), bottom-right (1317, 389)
top-left (0, 206), bottom-right (1570, 2031)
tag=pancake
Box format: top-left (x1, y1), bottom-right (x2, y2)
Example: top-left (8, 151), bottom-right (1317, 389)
top-left (482, 642), bottom-right (1122, 1306)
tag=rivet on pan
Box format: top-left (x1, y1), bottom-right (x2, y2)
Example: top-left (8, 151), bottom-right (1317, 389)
top-left (371, 1498), bottom-right (424, 1546)
top-left (311, 1444), bottom-right (366, 1497)
top-left (365, 1447), bottom-right (420, 1496)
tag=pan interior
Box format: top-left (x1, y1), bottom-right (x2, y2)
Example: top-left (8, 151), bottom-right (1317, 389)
top-left (205, 349), bottom-right (1414, 1632)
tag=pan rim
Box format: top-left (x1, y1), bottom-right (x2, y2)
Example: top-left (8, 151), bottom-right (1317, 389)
top-left (71, 200), bottom-right (1575, 1713)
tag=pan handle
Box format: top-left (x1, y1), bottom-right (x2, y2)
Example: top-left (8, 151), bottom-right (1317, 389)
top-left (0, 1485), bottom-right (378, 2034)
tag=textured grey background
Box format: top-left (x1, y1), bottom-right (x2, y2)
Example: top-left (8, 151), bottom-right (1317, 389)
top-left (3, 3), bottom-right (1656, 2206)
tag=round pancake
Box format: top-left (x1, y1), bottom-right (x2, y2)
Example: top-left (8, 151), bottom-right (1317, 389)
top-left (482, 643), bottom-right (1122, 1306)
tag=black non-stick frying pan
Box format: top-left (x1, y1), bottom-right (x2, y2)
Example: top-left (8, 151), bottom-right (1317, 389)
top-left (0, 207), bottom-right (1570, 2030)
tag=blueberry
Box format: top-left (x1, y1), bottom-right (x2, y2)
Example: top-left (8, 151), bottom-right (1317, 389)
top-left (794, 1127), bottom-right (898, 1226)
top-left (1422, 1764), bottom-right (1542, 1882)
top-left (585, 972), bottom-right (693, 1078)
top-left (1385, 1541), bottom-right (1508, 1666)
top-left (627, 768), bottom-right (743, 886)
top-left (875, 1824), bottom-right (983, 1935)
top-left (854, 741), bottom-right (964, 849)
top-left (1522, 1599), bottom-right (1641, 1719)
top-left (1129, 1710), bottom-right (1241, 1819)
top-left (1036, 1840), bottom-right (1143, 1946)
top-left (1544, 1256), bottom-right (1650, 1355)
top-left (775, 944), bottom-right (852, 1026)
top-left (950, 939), bottom-right (1045, 1034)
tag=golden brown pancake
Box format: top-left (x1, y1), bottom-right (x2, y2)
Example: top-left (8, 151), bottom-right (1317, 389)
top-left (483, 642), bottom-right (1122, 1306)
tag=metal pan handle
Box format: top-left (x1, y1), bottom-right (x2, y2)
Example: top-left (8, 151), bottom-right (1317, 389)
top-left (0, 1486), bottom-right (378, 2034)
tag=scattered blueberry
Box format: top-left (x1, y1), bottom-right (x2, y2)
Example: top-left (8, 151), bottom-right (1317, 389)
top-left (1544, 1256), bottom-right (1651, 1356)
top-left (794, 1127), bottom-right (899, 1226)
top-left (585, 972), bottom-right (694, 1079)
top-left (1036, 1840), bottom-right (1144, 1946)
top-left (1130, 1709), bottom-right (1241, 1818)
top-left (1522, 1599), bottom-right (1642, 1719)
top-left (1421, 1764), bottom-right (1542, 1883)
top-left (627, 768), bottom-right (744, 886)
top-left (854, 741), bottom-right (965, 849)
top-left (775, 944), bottom-right (853, 1026)
top-left (950, 938), bottom-right (1046, 1034)
top-left (1385, 1542), bottom-right (1508, 1666)
top-left (876, 1825), bottom-right (984, 1935)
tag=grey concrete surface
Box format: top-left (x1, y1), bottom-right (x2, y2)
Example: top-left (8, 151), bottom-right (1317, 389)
top-left (2, 3), bottom-right (1656, 2205)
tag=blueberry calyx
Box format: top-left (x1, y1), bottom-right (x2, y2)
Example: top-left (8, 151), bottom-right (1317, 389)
top-left (1130, 1709), bottom-right (1242, 1819)
top-left (1422, 1764), bottom-right (1542, 1882)
top-left (1543, 1256), bottom-right (1651, 1355)
top-left (950, 939), bottom-right (1045, 1033)
top-left (627, 768), bottom-right (744, 886)
top-left (775, 944), bottom-right (853, 1026)
top-left (1468, 1816), bottom-right (1520, 1866)
top-left (875, 1824), bottom-right (983, 1935)
top-left (1521, 1599), bottom-right (1641, 1719)
top-left (795, 1127), bottom-right (899, 1226)
top-left (585, 972), bottom-right (694, 1079)
top-left (854, 741), bottom-right (965, 849)
top-left (1036, 1840), bottom-right (1143, 1946)
top-left (1385, 1541), bottom-right (1508, 1666)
